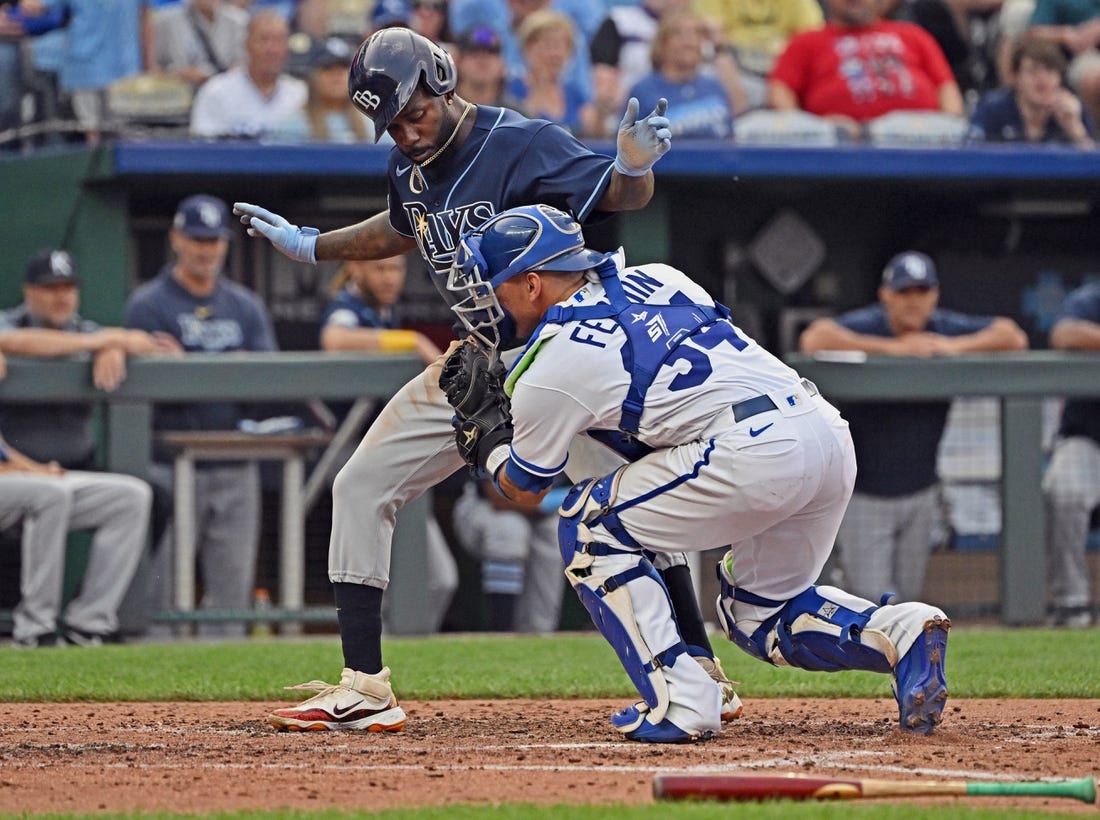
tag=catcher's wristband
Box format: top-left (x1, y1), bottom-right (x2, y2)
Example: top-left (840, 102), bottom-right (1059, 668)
top-left (378, 329), bottom-right (419, 353)
top-left (485, 443), bottom-right (510, 478)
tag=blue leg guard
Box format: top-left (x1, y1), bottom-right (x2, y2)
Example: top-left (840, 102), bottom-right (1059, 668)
top-left (566, 551), bottom-right (689, 723)
top-left (559, 474), bottom-right (690, 727)
top-left (717, 560), bottom-right (896, 673)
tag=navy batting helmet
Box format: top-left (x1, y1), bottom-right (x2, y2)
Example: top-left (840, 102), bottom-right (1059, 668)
top-left (348, 27), bottom-right (457, 142)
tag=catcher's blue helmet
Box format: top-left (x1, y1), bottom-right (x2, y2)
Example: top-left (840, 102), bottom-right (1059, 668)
top-left (456, 204), bottom-right (606, 288)
top-left (446, 205), bottom-right (607, 348)
top-left (348, 27), bottom-right (457, 142)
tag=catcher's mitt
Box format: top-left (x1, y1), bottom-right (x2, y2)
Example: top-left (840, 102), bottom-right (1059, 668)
top-left (439, 342), bottom-right (513, 478)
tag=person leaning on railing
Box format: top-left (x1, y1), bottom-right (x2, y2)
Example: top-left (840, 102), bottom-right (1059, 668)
top-left (799, 251), bottom-right (1028, 606)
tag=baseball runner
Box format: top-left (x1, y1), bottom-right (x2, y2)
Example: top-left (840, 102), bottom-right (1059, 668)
top-left (439, 204), bottom-right (952, 742)
top-left (235, 27), bottom-right (740, 730)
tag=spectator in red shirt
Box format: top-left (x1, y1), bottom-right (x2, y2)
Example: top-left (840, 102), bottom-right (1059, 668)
top-left (768, 0), bottom-right (964, 140)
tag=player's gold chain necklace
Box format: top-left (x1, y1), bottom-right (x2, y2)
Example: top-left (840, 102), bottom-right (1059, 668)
top-left (410, 101), bottom-right (474, 194)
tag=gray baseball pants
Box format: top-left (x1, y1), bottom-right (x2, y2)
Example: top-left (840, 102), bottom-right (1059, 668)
top-left (1043, 436), bottom-right (1100, 611)
top-left (0, 470), bottom-right (151, 642)
top-left (328, 354), bottom-right (687, 593)
top-left (452, 482), bottom-right (563, 634)
top-left (835, 485), bottom-right (941, 604)
top-left (147, 461), bottom-right (260, 638)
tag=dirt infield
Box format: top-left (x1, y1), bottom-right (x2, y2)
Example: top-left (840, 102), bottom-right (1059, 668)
top-left (1, 699), bottom-right (1097, 814)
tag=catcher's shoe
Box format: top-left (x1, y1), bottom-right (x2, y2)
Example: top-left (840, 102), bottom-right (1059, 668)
top-left (892, 616), bottom-right (950, 735)
top-left (268, 667), bottom-right (407, 732)
top-left (610, 704), bottom-right (716, 744)
top-left (693, 654), bottom-right (744, 721)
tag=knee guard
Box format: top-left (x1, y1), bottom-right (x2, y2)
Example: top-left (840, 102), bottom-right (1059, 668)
top-left (718, 569), bottom-right (896, 674)
top-left (559, 470), bottom-right (688, 724)
top-left (557, 468), bottom-right (641, 564)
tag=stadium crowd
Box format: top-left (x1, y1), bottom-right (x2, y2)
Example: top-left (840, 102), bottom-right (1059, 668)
top-left (0, 0), bottom-right (1096, 148)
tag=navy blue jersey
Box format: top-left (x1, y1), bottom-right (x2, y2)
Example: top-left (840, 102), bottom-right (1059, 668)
top-left (968, 87), bottom-right (1096, 143)
top-left (320, 285), bottom-right (397, 335)
top-left (1054, 282), bottom-right (1100, 445)
top-left (386, 105), bottom-right (616, 306)
top-left (834, 304), bottom-right (994, 497)
top-left (126, 267), bottom-right (278, 437)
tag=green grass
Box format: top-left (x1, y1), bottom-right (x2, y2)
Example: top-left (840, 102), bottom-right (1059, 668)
top-left (1, 627), bottom-right (1097, 702)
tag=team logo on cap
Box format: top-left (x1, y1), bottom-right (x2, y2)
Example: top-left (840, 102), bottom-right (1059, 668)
top-left (49, 251), bottom-right (74, 278)
top-left (900, 255), bottom-right (930, 282)
top-left (199, 201), bottom-right (223, 228)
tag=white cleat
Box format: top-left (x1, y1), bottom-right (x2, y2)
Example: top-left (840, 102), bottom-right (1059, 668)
top-left (268, 667), bottom-right (407, 732)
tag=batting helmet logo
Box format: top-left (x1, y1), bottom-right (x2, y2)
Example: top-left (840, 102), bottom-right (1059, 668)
top-left (352, 89), bottom-right (382, 111)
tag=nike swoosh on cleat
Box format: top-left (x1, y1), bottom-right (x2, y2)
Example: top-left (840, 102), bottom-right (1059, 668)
top-left (331, 701), bottom-right (367, 717)
top-left (395, 164), bottom-right (411, 177)
top-left (748, 423), bottom-right (773, 437)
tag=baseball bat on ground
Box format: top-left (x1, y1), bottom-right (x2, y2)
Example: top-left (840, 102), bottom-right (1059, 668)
top-left (653, 772), bottom-right (1097, 804)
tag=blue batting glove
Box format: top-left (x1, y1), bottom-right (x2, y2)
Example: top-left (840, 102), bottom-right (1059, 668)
top-left (233, 202), bottom-right (319, 264)
top-left (614, 97), bottom-right (671, 177)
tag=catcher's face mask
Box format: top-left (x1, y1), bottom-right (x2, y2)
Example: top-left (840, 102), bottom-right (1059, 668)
top-left (447, 232), bottom-right (505, 350)
top-left (447, 204), bottom-right (607, 349)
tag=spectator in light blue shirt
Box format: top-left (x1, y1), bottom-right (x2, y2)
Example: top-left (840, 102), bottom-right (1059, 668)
top-left (628, 10), bottom-right (735, 140)
top-left (33, 0), bottom-right (152, 143)
top-left (451, 0), bottom-right (599, 97)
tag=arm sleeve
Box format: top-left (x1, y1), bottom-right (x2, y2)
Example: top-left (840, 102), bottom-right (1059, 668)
top-left (768, 32), bottom-right (811, 95)
top-left (834, 305), bottom-right (889, 335)
top-left (1057, 287), bottom-right (1100, 322)
top-left (930, 309), bottom-right (995, 335)
top-left (245, 295), bottom-right (279, 352)
top-left (1027, 0), bottom-right (1059, 26)
top-left (507, 382), bottom-right (596, 486)
top-left (124, 294), bottom-right (162, 334)
top-left (189, 83), bottom-right (224, 137)
top-left (907, 24), bottom-right (956, 87)
top-left (515, 124), bottom-right (616, 222)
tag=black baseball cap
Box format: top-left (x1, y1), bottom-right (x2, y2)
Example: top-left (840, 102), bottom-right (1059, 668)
top-left (882, 251), bottom-right (939, 290)
top-left (312, 36), bottom-right (354, 69)
top-left (173, 194), bottom-right (231, 239)
top-left (25, 248), bottom-right (81, 286)
top-left (457, 25), bottom-right (502, 53)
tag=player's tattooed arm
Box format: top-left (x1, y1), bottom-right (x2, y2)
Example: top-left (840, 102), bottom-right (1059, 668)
top-left (315, 212), bottom-right (418, 261)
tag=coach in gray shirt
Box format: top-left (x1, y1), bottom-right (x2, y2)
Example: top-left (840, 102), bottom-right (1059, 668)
top-left (0, 249), bottom-right (178, 468)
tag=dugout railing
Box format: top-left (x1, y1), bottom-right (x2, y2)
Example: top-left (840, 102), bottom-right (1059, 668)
top-left (1, 351), bottom-right (1098, 630)
top-left (0, 353), bottom-right (424, 636)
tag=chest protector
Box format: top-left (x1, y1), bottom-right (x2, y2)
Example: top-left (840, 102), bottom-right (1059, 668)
top-left (536, 258), bottom-right (731, 436)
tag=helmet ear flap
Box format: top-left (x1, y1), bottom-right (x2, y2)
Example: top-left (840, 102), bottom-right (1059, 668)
top-left (430, 46), bottom-right (457, 93)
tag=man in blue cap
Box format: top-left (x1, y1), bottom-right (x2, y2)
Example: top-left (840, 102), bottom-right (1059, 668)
top-left (125, 194), bottom-right (279, 638)
top-left (799, 251), bottom-right (1027, 605)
